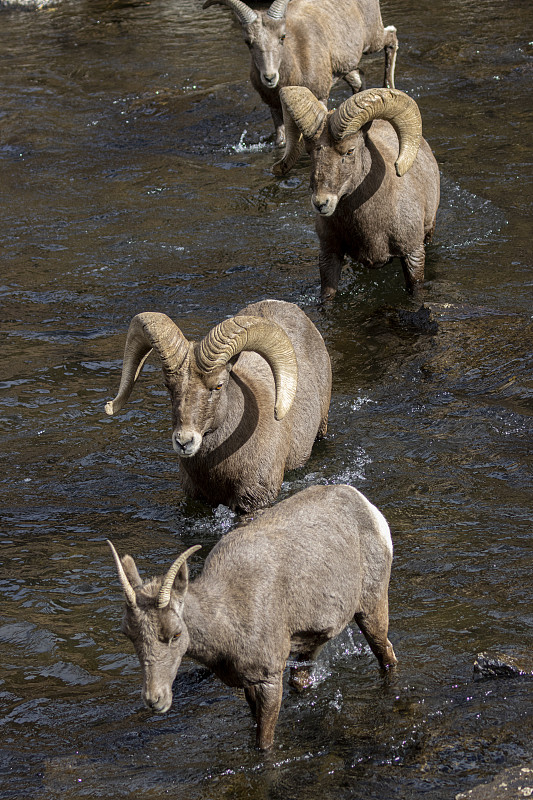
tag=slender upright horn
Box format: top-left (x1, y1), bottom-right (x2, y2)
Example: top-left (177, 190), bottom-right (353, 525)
top-left (157, 545), bottom-right (202, 610)
top-left (329, 88), bottom-right (422, 177)
top-left (105, 313), bottom-right (190, 416)
top-left (202, 0), bottom-right (258, 26)
top-left (196, 314), bottom-right (298, 420)
top-left (267, 0), bottom-right (290, 20)
top-left (107, 540), bottom-right (138, 608)
top-left (279, 86), bottom-right (328, 141)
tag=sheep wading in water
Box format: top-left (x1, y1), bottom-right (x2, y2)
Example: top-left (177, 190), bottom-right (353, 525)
top-left (203, 0), bottom-right (398, 163)
top-left (107, 484), bottom-right (397, 750)
top-left (274, 87), bottom-right (440, 298)
top-left (105, 300), bottom-right (331, 512)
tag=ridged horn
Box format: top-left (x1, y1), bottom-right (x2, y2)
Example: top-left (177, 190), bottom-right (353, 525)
top-left (157, 545), bottom-right (202, 610)
top-left (202, 0), bottom-right (258, 25)
top-left (279, 86), bottom-right (328, 141)
top-left (196, 314), bottom-right (298, 420)
top-left (105, 313), bottom-right (190, 416)
top-left (107, 540), bottom-right (138, 608)
top-left (267, 0), bottom-right (290, 20)
top-left (329, 88), bottom-right (422, 177)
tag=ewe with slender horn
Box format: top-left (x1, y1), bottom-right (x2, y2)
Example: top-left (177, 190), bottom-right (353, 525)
top-left (108, 484), bottom-right (397, 749)
top-left (104, 300), bottom-right (331, 512)
top-left (157, 545), bottom-right (202, 609)
top-left (276, 86), bottom-right (440, 300)
top-left (203, 0), bottom-right (398, 162)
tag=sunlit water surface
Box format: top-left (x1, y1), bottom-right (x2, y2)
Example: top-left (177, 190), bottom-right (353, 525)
top-left (0, 0), bottom-right (531, 798)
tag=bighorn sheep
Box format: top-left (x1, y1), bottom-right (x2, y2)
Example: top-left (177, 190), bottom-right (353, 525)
top-left (105, 300), bottom-right (331, 512)
top-left (274, 87), bottom-right (440, 298)
top-left (107, 483), bottom-right (397, 749)
top-left (203, 0), bottom-right (398, 154)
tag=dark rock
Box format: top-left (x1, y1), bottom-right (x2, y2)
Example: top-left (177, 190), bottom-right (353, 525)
top-left (395, 304), bottom-right (439, 334)
top-left (473, 651), bottom-right (533, 680)
top-left (455, 763), bottom-right (533, 799)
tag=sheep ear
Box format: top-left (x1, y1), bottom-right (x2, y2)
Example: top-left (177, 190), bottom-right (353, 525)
top-left (121, 555), bottom-right (143, 589)
top-left (171, 561), bottom-right (189, 599)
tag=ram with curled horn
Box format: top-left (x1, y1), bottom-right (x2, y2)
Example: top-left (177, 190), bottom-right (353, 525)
top-left (202, 0), bottom-right (398, 165)
top-left (105, 300), bottom-right (331, 512)
top-left (274, 87), bottom-right (440, 299)
top-left (107, 483), bottom-right (397, 749)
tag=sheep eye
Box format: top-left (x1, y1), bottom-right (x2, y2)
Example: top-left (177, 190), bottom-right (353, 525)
top-left (212, 383), bottom-right (223, 392)
top-left (280, 34), bottom-right (286, 43)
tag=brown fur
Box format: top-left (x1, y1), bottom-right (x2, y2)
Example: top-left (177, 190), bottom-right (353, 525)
top-left (305, 116), bottom-right (439, 298)
top-left (209, 0), bottom-right (397, 147)
top-left (114, 484), bottom-right (397, 749)
top-left (158, 300), bottom-right (330, 512)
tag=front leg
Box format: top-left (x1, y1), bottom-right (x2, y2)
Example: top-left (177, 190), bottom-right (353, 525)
top-left (271, 106), bottom-right (285, 147)
top-left (400, 244), bottom-right (425, 295)
top-left (318, 240), bottom-right (345, 302)
top-left (254, 675), bottom-right (284, 750)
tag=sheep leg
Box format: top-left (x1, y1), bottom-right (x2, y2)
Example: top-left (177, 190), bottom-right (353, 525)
top-left (244, 685), bottom-right (258, 719)
top-left (383, 25), bottom-right (398, 89)
top-left (272, 106), bottom-right (305, 176)
top-left (271, 107), bottom-right (286, 147)
top-left (400, 244), bottom-right (425, 294)
top-left (317, 413), bottom-right (328, 439)
top-left (289, 645), bottom-right (325, 691)
top-left (344, 69), bottom-right (365, 94)
top-left (353, 604), bottom-right (397, 670)
top-left (319, 244), bottom-right (344, 301)
top-left (254, 675), bottom-right (284, 750)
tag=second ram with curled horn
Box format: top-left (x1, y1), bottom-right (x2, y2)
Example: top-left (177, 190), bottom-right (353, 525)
top-left (105, 299), bottom-right (331, 513)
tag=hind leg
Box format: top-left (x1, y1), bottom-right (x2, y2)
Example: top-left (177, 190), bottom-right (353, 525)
top-left (354, 613), bottom-right (397, 669)
top-left (401, 244), bottom-right (425, 294)
top-left (254, 674), bottom-right (284, 750)
top-left (354, 588), bottom-right (397, 670)
top-left (383, 25), bottom-right (398, 89)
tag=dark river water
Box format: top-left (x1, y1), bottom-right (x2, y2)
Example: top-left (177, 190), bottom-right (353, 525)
top-left (0, 0), bottom-right (532, 797)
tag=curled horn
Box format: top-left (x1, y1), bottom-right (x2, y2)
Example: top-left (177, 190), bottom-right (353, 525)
top-left (267, 0), bottom-right (290, 20)
top-left (105, 313), bottom-right (190, 416)
top-left (107, 539), bottom-right (138, 608)
top-left (202, 0), bottom-right (258, 26)
top-left (279, 86), bottom-right (328, 140)
top-left (329, 88), bottom-right (422, 177)
top-left (157, 545), bottom-right (202, 610)
top-left (196, 314), bottom-right (298, 420)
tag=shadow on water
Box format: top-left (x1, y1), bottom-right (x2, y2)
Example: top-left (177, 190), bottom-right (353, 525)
top-left (0, 0), bottom-right (532, 798)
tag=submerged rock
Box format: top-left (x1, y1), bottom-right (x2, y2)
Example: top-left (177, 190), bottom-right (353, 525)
top-left (473, 651), bottom-right (533, 680)
top-left (455, 763), bottom-right (533, 799)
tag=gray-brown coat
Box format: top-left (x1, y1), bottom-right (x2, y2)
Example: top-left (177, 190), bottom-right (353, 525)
top-left (105, 300), bottom-right (331, 512)
top-left (275, 87), bottom-right (440, 298)
top-left (108, 483), bottom-right (397, 749)
top-left (203, 0), bottom-right (398, 152)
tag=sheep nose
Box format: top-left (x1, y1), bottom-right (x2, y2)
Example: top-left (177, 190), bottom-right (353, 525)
top-left (262, 72), bottom-right (279, 87)
top-left (172, 430), bottom-right (202, 457)
top-left (312, 195), bottom-right (337, 216)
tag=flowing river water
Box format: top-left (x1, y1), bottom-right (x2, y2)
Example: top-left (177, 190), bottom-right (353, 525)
top-left (0, 0), bottom-right (531, 798)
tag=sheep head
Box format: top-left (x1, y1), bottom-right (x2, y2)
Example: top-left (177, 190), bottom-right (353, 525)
top-left (107, 540), bottom-right (201, 714)
top-left (203, 0), bottom-right (290, 89)
top-left (105, 311), bottom-right (298, 458)
top-left (279, 86), bottom-right (423, 214)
